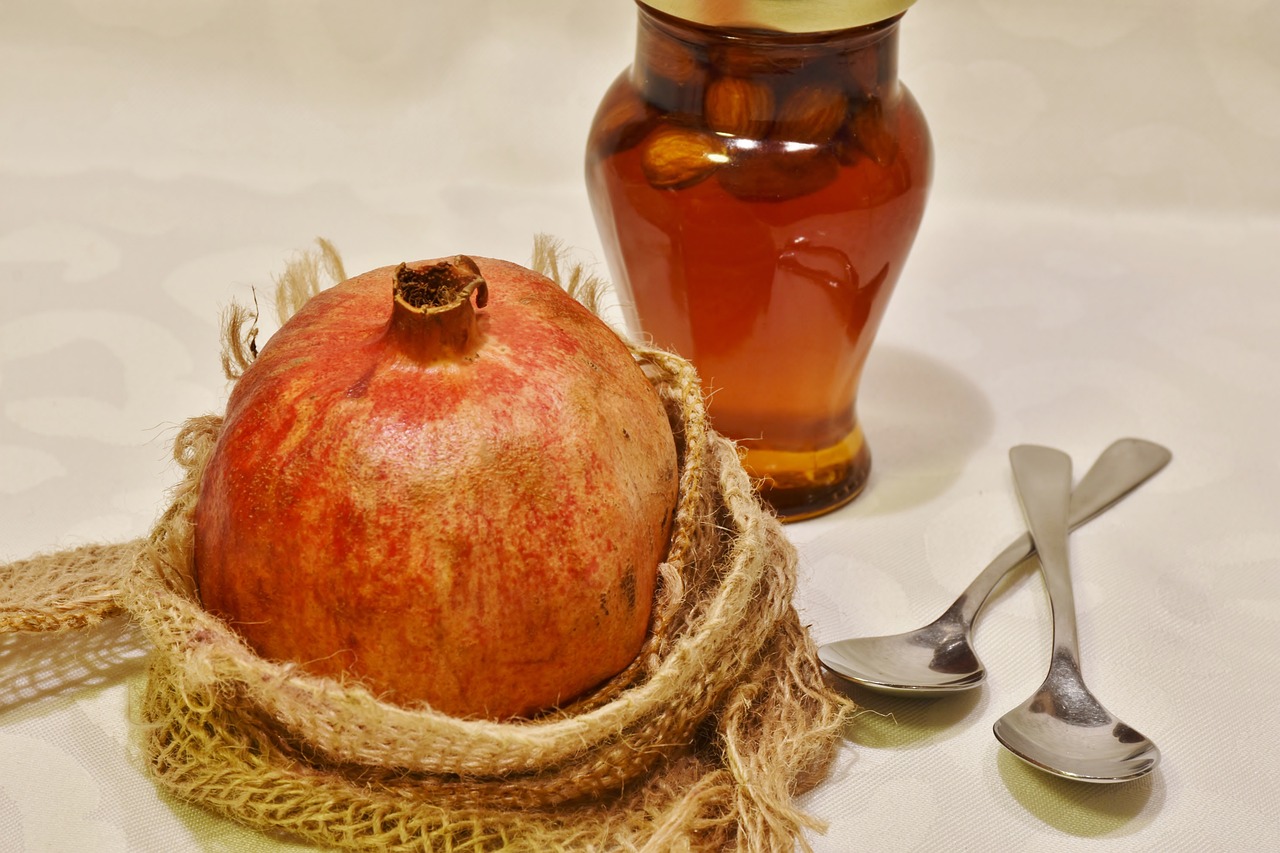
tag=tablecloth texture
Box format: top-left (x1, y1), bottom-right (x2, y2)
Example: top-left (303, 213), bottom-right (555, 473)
top-left (3, 1), bottom-right (1278, 850)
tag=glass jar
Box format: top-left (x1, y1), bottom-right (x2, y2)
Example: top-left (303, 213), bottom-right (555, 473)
top-left (585, 0), bottom-right (932, 520)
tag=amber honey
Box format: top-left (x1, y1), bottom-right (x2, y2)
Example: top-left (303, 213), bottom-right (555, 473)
top-left (587, 7), bottom-right (931, 519)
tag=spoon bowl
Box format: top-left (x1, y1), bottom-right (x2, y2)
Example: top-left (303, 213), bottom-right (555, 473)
top-left (993, 657), bottom-right (1161, 782)
top-left (819, 611), bottom-right (982, 696)
top-left (818, 439), bottom-right (1172, 696)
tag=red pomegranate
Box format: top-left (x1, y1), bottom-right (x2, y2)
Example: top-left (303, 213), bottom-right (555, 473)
top-left (194, 255), bottom-right (678, 719)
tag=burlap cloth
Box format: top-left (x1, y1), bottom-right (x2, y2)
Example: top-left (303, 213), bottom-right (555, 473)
top-left (0, 240), bottom-right (853, 852)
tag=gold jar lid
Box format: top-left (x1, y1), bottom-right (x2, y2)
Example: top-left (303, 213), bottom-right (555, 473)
top-left (639, 0), bottom-right (918, 32)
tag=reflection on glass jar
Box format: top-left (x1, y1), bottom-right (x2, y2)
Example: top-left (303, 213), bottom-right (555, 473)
top-left (586, 2), bottom-right (932, 520)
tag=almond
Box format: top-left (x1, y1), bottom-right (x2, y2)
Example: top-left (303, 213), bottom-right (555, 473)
top-left (704, 77), bottom-right (775, 139)
top-left (709, 43), bottom-right (808, 78)
top-left (833, 120), bottom-right (864, 167)
top-left (589, 88), bottom-right (658, 156)
top-left (845, 46), bottom-right (884, 99)
top-left (638, 32), bottom-right (702, 85)
top-left (716, 143), bottom-right (840, 202)
top-left (774, 86), bottom-right (849, 144)
top-left (850, 98), bottom-right (898, 166)
top-left (641, 125), bottom-right (726, 189)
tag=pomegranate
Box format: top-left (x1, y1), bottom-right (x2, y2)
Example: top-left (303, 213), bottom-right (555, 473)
top-left (194, 255), bottom-right (678, 720)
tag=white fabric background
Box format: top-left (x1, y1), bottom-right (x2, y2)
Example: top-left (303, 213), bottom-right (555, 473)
top-left (2, 0), bottom-right (1278, 850)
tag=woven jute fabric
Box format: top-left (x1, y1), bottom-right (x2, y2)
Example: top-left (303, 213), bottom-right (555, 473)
top-left (0, 240), bottom-right (853, 852)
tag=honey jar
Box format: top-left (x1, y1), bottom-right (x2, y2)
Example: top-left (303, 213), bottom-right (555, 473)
top-left (586, 0), bottom-right (932, 520)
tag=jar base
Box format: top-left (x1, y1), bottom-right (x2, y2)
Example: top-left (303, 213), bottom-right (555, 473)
top-left (741, 427), bottom-right (871, 522)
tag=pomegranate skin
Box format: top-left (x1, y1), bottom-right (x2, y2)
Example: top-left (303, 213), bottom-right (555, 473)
top-left (194, 256), bottom-right (678, 720)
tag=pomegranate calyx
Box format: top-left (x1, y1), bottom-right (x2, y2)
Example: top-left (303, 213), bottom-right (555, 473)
top-left (388, 256), bottom-right (488, 363)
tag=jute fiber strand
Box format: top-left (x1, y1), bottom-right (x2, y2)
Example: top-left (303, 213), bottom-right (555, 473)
top-left (0, 238), bottom-right (853, 852)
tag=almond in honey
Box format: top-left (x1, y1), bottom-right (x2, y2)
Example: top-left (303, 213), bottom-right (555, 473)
top-left (851, 99), bottom-right (899, 166)
top-left (590, 88), bottom-right (658, 156)
top-left (640, 125), bottom-right (726, 189)
top-left (704, 77), bottom-right (776, 138)
top-left (708, 42), bottom-right (809, 78)
top-left (638, 31), bottom-right (702, 85)
top-left (716, 144), bottom-right (840, 202)
top-left (774, 86), bottom-right (849, 144)
top-left (845, 46), bottom-right (884, 99)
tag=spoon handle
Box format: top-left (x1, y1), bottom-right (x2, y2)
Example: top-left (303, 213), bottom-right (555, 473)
top-left (1009, 445), bottom-right (1080, 658)
top-left (953, 438), bottom-right (1171, 626)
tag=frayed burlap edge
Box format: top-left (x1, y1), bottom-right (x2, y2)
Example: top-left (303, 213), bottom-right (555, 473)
top-left (1, 237), bottom-right (854, 852)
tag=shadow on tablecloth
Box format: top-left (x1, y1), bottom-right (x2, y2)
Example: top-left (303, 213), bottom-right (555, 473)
top-left (0, 616), bottom-right (149, 715)
top-left (994, 745), bottom-right (1163, 836)
top-left (858, 344), bottom-right (996, 515)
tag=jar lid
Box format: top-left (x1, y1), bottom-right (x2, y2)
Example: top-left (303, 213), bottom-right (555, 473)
top-left (639, 0), bottom-right (917, 33)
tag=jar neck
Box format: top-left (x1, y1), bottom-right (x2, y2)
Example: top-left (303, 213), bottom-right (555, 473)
top-left (632, 4), bottom-right (902, 115)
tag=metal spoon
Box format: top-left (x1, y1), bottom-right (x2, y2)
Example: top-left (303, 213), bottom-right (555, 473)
top-left (994, 444), bottom-right (1161, 782)
top-left (818, 438), bottom-right (1171, 696)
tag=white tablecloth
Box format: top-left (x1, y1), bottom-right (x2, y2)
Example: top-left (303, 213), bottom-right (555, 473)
top-left (3, 1), bottom-right (1278, 850)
